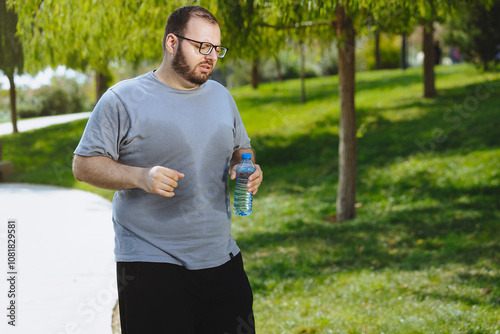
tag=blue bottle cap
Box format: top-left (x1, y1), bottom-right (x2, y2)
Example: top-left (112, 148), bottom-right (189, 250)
top-left (242, 153), bottom-right (252, 159)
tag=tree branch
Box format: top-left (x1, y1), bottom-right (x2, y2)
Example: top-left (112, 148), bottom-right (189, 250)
top-left (257, 20), bottom-right (335, 30)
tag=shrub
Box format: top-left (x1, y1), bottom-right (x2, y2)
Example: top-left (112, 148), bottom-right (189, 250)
top-left (17, 76), bottom-right (91, 119)
top-left (359, 34), bottom-right (401, 71)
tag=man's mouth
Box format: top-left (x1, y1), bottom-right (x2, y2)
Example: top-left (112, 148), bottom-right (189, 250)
top-left (199, 62), bottom-right (213, 73)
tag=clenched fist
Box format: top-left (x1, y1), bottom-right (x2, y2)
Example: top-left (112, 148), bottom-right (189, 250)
top-left (142, 166), bottom-right (185, 197)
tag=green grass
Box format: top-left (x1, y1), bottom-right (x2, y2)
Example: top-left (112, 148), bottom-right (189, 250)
top-left (2, 63), bottom-right (500, 333)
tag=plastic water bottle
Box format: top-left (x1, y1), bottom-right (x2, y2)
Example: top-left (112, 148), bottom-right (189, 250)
top-left (233, 153), bottom-right (256, 216)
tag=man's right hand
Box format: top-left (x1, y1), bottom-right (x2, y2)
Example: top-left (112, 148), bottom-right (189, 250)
top-left (73, 155), bottom-right (184, 197)
top-left (142, 166), bottom-right (185, 197)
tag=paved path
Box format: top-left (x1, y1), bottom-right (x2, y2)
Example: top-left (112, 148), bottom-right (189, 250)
top-left (0, 183), bottom-right (116, 334)
top-left (0, 112), bottom-right (92, 136)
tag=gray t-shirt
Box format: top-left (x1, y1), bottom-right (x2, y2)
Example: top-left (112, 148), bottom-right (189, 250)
top-left (75, 71), bottom-right (251, 270)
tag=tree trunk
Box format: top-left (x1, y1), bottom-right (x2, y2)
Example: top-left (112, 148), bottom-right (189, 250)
top-left (374, 29), bottom-right (381, 70)
top-left (300, 41), bottom-right (306, 104)
top-left (7, 74), bottom-right (18, 134)
top-left (275, 56), bottom-right (282, 82)
top-left (95, 70), bottom-right (109, 104)
top-left (423, 22), bottom-right (436, 98)
top-left (336, 5), bottom-right (357, 222)
top-left (250, 57), bottom-right (259, 89)
top-left (401, 33), bottom-right (407, 70)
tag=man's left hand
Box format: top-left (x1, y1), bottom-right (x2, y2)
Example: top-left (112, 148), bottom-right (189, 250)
top-left (230, 164), bottom-right (263, 195)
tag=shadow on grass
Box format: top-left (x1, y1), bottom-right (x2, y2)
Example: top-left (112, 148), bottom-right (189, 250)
top-left (242, 185), bottom-right (500, 300)
top-left (357, 82), bottom-right (500, 165)
top-left (243, 77), bottom-right (500, 299)
top-left (412, 265), bottom-right (500, 307)
top-left (355, 71), bottom-right (423, 93)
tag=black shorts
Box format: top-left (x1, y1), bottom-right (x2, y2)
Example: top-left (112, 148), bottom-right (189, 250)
top-left (116, 252), bottom-right (255, 334)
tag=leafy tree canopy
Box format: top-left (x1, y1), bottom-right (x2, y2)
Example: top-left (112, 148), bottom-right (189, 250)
top-left (444, 0), bottom-right (500, 70)
top-left (0, 0), bottom-right (23, 77)
top-left (9, 0), bottom-right (184, 74)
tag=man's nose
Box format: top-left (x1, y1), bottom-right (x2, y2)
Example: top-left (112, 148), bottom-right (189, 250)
top-left (206, 47), bottom-right (218, 60)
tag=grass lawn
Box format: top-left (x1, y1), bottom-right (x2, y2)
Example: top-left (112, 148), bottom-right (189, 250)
top-left (2, 63), bottom-right (499, 333)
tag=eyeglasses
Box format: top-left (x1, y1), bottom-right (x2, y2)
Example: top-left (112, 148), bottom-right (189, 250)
top-left (175, 35), bottom-right (228, 59)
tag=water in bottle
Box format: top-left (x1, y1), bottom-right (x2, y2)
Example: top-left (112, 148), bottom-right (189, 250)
top-left (233, 153), bottom-right (256, 216)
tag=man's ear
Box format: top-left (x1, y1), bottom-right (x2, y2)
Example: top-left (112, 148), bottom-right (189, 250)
top-left (165, 33), bottom-right (178, 55)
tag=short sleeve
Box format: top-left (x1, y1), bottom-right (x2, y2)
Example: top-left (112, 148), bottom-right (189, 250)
top-left (74, 89), bottom-right (130, 161)
top-left (231, 97), bottom-right (251, 152)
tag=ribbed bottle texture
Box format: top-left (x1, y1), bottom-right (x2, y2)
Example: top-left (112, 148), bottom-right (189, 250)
top-left (233, 153), bottom-right (255, 216)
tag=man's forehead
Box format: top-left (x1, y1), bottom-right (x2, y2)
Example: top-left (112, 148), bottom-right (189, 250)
top-left (185, 17), bottom-right (221, 38)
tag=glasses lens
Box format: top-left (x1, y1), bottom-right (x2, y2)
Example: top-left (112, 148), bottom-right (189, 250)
top-left (217, 47), bottom-right (228, 58)
top-left (199, 43), bottom-right (212, 55)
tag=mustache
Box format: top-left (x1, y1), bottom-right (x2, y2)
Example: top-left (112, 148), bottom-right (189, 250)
top-left (199, 59), bottom-right (215, 67)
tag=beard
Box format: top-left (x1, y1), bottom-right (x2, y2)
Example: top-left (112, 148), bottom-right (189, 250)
top-left (172, 47), bottom-right (214, 86)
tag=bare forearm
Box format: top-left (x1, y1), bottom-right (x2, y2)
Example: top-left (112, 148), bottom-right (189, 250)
top-left (72, 155), bottom-right (145, 191)
top-left (72, 155), bottom-right (185, 197)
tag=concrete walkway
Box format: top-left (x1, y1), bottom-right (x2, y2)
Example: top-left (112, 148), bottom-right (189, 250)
top-left (0, 112), bottom-right (92, 136)
top-left (0, 183), bottom-right (116, 334)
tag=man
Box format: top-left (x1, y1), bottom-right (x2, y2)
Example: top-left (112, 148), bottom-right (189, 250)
top-left (72, 6), bottom-right (262, 333)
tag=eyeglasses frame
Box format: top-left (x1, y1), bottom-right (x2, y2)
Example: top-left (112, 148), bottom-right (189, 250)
top-left (174, 35), bottom-right (228, 59)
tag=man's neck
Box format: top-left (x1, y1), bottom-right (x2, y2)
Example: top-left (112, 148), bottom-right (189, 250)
top-left (154, 62), bottom-right (200, 90)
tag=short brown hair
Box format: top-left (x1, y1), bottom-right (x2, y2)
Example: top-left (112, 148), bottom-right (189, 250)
top-left (162, 6), bottom-right (219, 54)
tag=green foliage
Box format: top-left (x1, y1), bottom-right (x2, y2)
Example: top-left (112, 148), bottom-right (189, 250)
top-left (365, 1), bottom-right (415, 35)
top-left (277, 48), bottom-right (323, 80)
top-left (359, 34), bottom-right (401, 71)
top-left (408, 0), bottom-right (461, 24)
top-left (17, 76), bottom-right (91, 118)
top-left (0, 88), bottom-right (10, 121)
top-left (0, 0), bottom-right (23, 77)
top-left (443, 0), bottom-right (500, 71)
top-left (9, 0), bottom-right (494, 80)
top-left (10, 0), bottom-right (184, 74)
top-left (2, 59), bottom-right (499, 334)
top-left (214, 0), bottom-right (281, 61)
top-left (222, 45), bottom-right (338, 88)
